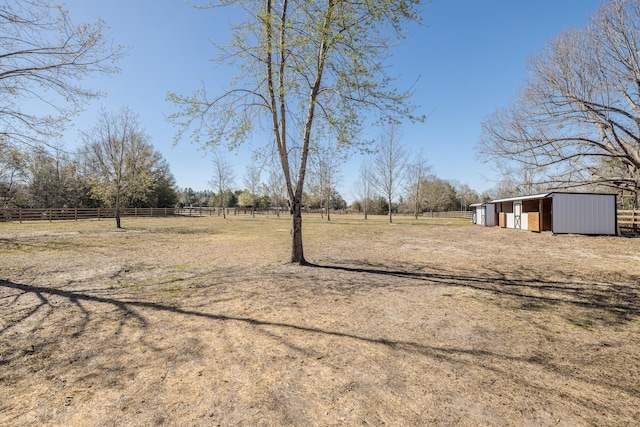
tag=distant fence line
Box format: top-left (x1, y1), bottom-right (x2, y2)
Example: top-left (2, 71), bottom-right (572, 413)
top-left (423, 210), bottom-right (473, 219)
top-left (0, 207), bottom-right (179, 223)
top-left (176, 207), bottom-right (476, 218)
top-left (4, 207), bottom-right (634, 228)
top-left (0, 207), bottom-right (475, 222)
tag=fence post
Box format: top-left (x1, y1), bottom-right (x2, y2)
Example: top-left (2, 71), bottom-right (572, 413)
top-left (98, 208), bottom-right (101, 220)
top-left (19, 209), bottom-right (22, 223)
top-left (49, 208), bottom-right (53, 222)
top-left (75, 207), bottom-right (78, 221)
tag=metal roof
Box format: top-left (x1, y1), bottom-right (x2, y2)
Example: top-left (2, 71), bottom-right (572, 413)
top-left (471, 192), bottom-right (617, 207)
top-left (490, 192), bottom-right (617, 204)
top-left (490, 193), bottom-right (552, 203)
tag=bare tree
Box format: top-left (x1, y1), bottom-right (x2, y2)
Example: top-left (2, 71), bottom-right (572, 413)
top-left (404, 149), bottom-right (431, 219)
top-left (373, 123), bottom-right (408, 223)
top-left (454, 182), bottom-right (479, 211)
top-left (168, 0), bottom-right (423, 264)
top-left (266, 167), bottom-right (286, 217)
top-left (352, 158), bottom-right (375, 220)
top-left (210, 151), bottom-right (234, 219)
top-left (479, 0), bottom-right (640, 206)
top-left (82, 107), bottom-right (160, 228)
top-left (243, 164), bottom-right (262, 217)
top-left (309, 142), bottom-right (343, 221)
top-left (0, 0), bottom-right (125, 149)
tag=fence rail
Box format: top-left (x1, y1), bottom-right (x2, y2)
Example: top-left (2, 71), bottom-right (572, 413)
top-left (618, 209), bottom-right (639, 231)
top-left (2, 207), bottom-right (635, 229)
top-left (0, 207), bottom-right (178, 223)
top-left (423, 210), bottom-right (473, 219)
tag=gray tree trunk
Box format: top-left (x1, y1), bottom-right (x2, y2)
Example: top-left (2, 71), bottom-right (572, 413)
top-left (290, 199), bottom-right (306, 265)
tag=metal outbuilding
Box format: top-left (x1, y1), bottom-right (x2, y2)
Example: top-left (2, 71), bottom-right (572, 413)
top-left (480, 192), bottom-right (617, 235)
top-left (470, 202), bottom-right (496, 226)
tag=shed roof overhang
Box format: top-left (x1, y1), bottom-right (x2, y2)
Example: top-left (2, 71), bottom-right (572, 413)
top-left (490, 193), bottom-right (552, 204)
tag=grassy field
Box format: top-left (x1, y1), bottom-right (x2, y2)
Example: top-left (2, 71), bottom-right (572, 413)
top-left (1, 214), bottom-right (639, 426)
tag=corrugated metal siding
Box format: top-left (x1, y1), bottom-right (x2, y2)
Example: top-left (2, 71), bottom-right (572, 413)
top-left (551, 193), bottom-right (616, 235)
top-left (485, 204), bottom-right (496, 226)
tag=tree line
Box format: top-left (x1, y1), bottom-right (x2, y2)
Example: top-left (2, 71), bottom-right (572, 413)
top-left (175, 128), bottom-right (484, 220)
top-left (0, 108), bottom-right (179, 225)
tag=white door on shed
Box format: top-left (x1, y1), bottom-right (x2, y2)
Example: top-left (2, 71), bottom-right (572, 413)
top-left (514, 202), bottom-right (522, 229)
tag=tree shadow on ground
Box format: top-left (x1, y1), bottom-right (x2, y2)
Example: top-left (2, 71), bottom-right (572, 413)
top-left (305, 262), bottom-right (640, 325)
top-left (1, 262), bottom-right (639, 411)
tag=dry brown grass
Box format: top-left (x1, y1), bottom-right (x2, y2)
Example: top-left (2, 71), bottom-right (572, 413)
top-left (1, 214), bottom-right (639, 426)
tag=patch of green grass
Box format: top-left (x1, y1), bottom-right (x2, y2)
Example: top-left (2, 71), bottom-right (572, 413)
top-left (160, 283), bottom-right (181, 296)
top-left (123, 282), bottom-right (141, 292)
top-left (172, 263), bottom-right (189, 272)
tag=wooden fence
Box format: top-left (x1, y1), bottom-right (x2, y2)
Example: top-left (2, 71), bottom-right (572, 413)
top-left (618, 209), bottom-right (639, 232)
top-left (3, 207), bottom-right (636, 230)
top-left (423, 210), bottom-right (473, 219)
top-left (0, 207), bottom-right (178, 223)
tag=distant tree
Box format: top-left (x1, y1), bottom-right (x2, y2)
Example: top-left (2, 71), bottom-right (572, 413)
top-left (405, 150), bottom-right (431, 219)
top-left (0, 0), bottom-right (125, 149)
top-left (329, 189), bottom-right (347, 212)
top-left (266, 167), bottom-right (286, 217)
top-left (225, 189), bottom-right (237, 208)
top-left (479, 0), bottom-right (640, 206)
top-left (82, 107), bottom-right (163, 228)
top-left (168, 0), bottom-right (424, 264)
top-left (210, 151), bottom-right (234, 219)
top-left (454, 183), bottom-right (479, 211)
top-left (373, 123), bottom-right (408, 223)
top-left (180, 187), bottom-right (197, 206)
top-left (371, 196), bottom-right (390, 216)
top-left (0, 143), bottom-right (27, 206)
top-left (27, 146), bottom-right (87, 208)
top-left (310, 142), bottom-right (343, 221)
top-left (237, 189), bottom-right (253, 209)
top-left (243, 165), bottom-right (262, 217)
top-left (421, 175), bottom-right (457, 213)
top-left (257, 194), bottom-right (270, 210)
top-left (352, 159), bottom-right (375, 220)
top-left (150, 160), bottom-right (179, 208)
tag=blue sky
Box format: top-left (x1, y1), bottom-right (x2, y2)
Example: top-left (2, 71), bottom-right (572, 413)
top-left (58, 0), bottom-right (604, 200)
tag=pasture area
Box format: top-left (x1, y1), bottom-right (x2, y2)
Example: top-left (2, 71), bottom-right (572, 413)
top-left (1, 214), bottom-right (639, 426)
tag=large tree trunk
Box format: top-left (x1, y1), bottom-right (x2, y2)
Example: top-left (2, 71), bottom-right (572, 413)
top-left (290, 199), bottom-right (306, 265)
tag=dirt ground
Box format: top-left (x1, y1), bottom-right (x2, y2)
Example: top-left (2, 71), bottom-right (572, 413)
top-left (1, 214), bottom-right (639, 426)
